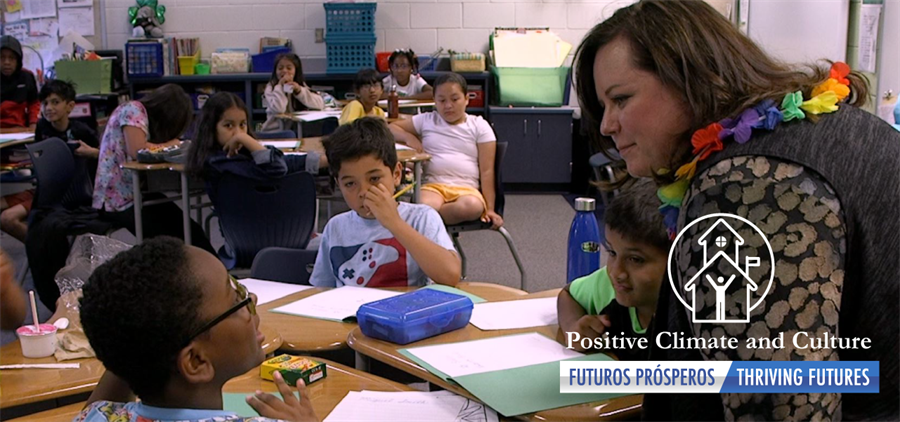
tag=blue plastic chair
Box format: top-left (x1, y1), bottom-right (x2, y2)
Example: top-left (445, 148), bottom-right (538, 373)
top-left (209, 171), bottom-right (317, 269)
top-left (256, 130), bottom-right (296, 140)
top-left (445, 141), bottom-right (526, 290)
top-left (25, 138), bottom-right (93, 210)
top-left (250, 247), bottom-right (317, 285)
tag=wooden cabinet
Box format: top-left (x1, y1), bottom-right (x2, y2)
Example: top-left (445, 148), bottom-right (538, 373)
top-left (490, 107), bottom-right (573, 185)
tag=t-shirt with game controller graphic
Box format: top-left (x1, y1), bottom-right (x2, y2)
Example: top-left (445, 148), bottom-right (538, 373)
top-left (309, 202), bottom-right (456, 287)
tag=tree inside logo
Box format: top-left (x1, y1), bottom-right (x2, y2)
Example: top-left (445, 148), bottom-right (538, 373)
top-left (668, 213), bottom-right (775, 324)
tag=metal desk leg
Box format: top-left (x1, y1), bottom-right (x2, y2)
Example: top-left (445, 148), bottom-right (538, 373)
top-left (413, 161), bottom-right (422, 203)
top-left (194, 192), bottom-right (202, 225)
top-left (181, 172), bottom-right (192, 246)
top-left (355, 351), bottom-right (370, 372)
top-left (131, 170), bottom-right (143, 243)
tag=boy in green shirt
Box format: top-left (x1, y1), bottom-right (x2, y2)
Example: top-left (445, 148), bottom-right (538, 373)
top-left (558, 180), bottom-right (670, 360)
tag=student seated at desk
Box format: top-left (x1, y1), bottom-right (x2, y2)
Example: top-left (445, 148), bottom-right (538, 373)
top-left (261, 53), bottom-right (325, 133)
top-left (381, 49), bottom-right (433, 100)
top-left (0, 80), bottom-right (102, 243)
top-left (390, 72), bottom-right (503, 229)
top-left (0, 249), bottom-right (26, 330)
top-left (186, 92), bottom-right (323, 188)
top-left (36, 79), bottom-right (100, 160)
top-left (0, 35), bottom-right (39, 130)
top-left (311, 117), bottom-right (460, 287)
top-left (186, 92), bottom-right (324, 260)
top-left (557, 180), bottom-right (670, 360)
top-left (339, 68), bottom-right (385, 126)
top-left (92, 84), bottom-right (214, 253)
top-left (76, 237), bottom-right (317, 422)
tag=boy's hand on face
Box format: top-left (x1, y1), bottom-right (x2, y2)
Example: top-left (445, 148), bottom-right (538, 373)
top-left (363, 183), bottom-right (402, 229)
top-left (569, 314), bottom-right (611, 352)
top-left (247, 371), bottom-right (318, 422)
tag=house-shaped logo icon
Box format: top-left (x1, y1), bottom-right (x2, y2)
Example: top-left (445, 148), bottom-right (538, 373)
top-left (668, 214), bottom-right (775, 324)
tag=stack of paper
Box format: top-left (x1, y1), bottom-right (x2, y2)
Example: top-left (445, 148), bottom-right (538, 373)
top-left (294, 110), bottom-right (342, 122)
top-left (401, 333), bottom-right (629, 416)
top-left (239, 278), bottom-right (312, 306)
top-left (270, 286), bottom-right (401, 322)
top-left (0, 133), bottom-right (34, 145)
top-left (492, 29), bottom-right (571, 68)
top-left (324, 390), bottom-right (498, 422)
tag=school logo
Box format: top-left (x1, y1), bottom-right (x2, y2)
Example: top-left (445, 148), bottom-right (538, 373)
top-left (667, 213), bottom-right (775, 324)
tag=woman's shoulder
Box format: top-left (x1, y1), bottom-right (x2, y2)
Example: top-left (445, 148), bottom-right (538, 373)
top-left (689, 155), bottom-right (841, 221)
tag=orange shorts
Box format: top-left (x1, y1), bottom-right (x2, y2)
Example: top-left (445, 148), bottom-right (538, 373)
top-left (2, 189), bottom-right (34, 212)
top-left (421, 183), bottom-right (487, 219)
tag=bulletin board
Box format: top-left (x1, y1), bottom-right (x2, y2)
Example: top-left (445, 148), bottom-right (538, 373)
top-left (0, 0), bottom-right (103, 75)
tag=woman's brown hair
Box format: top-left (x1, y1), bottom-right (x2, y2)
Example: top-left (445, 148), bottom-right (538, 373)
top-left (139, 83), bottom-right (194, 144)
top-left (574, 0), bottom-right (869, 185)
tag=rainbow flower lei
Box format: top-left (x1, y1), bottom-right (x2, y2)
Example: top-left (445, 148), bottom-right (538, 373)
top-left (657, 62), bottom-right (852, 239)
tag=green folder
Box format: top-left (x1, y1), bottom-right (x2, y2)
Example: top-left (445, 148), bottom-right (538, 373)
top-left (400, 343), bottom-right (633, 417)
top-left (222, 392), bottom-right (300, 417)
top-left (421, 284), bottom-right (486, 304)
top-left (453, 354), bottom-right (630, 417)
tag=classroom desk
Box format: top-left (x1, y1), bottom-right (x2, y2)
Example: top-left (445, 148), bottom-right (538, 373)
top-left (377, 100), bottom-right (436, 114)
top-left (347, 288), bottom-right (644, 421)
top-left (0, 134), bottom-right (34, 149)
top-left (0, 323), bottom-right (283, 410)
top-left (258, 281), bottom-right (527, 354)
top-left (9, 356), bottom-right (415, 422)
top-left (121, 161), bottom-right (193, 245)
top-left (0, 127), bottom-right (33, 134)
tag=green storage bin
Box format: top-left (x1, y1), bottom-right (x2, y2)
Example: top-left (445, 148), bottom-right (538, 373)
top-left (55, 59), bottom-right (113, 95)
top-left (491, 66), bottom-right (570, 107)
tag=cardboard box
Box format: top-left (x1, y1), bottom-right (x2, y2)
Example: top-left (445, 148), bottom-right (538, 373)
top-left (260, 355), bottom-right (327, 387)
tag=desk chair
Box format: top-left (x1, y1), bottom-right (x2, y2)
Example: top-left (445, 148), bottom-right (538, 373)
top-left (445, 141), bottom-right (527, 290)
top-left (209, 171), bottom-right (317, 269)
top-left (24, 138), bottom-right (113, 309)
top-left (250, 247), bottom-right (317, 285)
top-left (589, 149), bottom-right (624, 206)
top-left (25, 138), bottom-right (93, 210)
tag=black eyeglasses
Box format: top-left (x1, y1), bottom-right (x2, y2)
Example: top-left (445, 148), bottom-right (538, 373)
top-left (183, 275), bottom-right (256, 346)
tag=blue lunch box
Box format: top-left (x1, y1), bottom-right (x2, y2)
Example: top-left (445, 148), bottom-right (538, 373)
top-left (356, 289), bottom-right (474, 344)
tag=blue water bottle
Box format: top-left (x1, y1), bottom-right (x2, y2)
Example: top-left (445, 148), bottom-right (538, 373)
top-left (567, 198), bottom-right (601, 283)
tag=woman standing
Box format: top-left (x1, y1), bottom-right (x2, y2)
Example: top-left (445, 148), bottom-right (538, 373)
top-left (574, 1), bottom-right (899, 420)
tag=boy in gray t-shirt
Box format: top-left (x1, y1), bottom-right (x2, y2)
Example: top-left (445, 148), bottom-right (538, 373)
top-left (311, 117), bottom-right (461, 288)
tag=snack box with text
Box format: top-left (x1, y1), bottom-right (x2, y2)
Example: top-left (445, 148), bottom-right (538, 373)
top-left (260, 355), bottom-right (327, 386)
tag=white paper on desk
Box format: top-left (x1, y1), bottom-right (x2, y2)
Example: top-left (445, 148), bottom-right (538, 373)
top-left (394, 143), bottom-right (413, 151)
top-left (270, 286), bottom-right (401, 321)
top-left (294, 110), bottom-right (341, 122)
top-left (405, 332), bottom-right (582, 378)
top-left (59, 7), bottom-right (94, 37)
top-left (239, 278), bottom-right (312, 306)
top-left (469, 297), bottom-right (557, 330)
top-left (260, 140), bottom-right (300, 149)
top-left (0, 133), bottom-right (35, 142)
top-left (22, 0), bottom-right (56, 19)
top-left (324, 390), bottom-right (498, 422)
